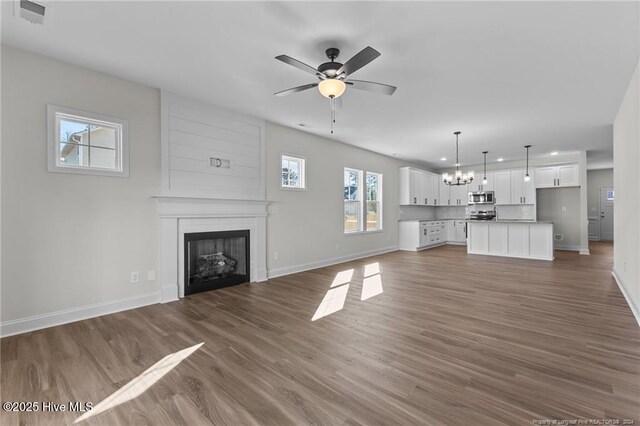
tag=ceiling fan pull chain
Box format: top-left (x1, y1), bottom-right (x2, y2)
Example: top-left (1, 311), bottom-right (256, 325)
top-left (330, 98), bottom-right (334, 134)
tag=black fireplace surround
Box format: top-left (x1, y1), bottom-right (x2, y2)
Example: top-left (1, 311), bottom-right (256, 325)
top-left (184, 230), bottom-right (250, 296)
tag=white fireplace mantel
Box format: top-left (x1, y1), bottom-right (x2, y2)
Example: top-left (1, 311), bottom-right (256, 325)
top-left (153, 195), bottom-right (269, 302)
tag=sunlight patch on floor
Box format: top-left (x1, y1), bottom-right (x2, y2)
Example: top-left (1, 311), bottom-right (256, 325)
top-left (74, 342), bottom-right (204, 423)
top-left (331, 269), bottom-right (354, 288)
top-left (361, 274), bottom-right (383, 301)
top-left (312, 284), bottom-right (350, 321)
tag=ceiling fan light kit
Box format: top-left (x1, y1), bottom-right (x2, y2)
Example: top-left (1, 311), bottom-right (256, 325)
top-left (318, 79), bottom-right (346, 99)
top-left (274, 46), bottom-right (397, 133)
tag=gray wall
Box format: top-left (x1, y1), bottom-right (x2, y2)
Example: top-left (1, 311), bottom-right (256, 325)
top-left (1, 46), bottom-right (162, 325)
top-left (536, 188), bottom-right (582, 250)
top-left (265, 122), bottom-right (408, 277)
top-left (587, 168), bottom-right (613, 217)
top-left (613, 61), bottom-right (640, 324)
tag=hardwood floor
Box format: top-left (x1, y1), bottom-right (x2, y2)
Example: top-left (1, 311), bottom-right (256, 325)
top-left (1, 242), bottom-right (639, 425)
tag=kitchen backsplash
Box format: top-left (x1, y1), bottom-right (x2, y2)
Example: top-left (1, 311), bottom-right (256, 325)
top-left (398, 205), bottom-right (437, 221)
top-left (435, 206), bottom-right (467, 220)
top-left (495, 205), bottom-right (536, 220)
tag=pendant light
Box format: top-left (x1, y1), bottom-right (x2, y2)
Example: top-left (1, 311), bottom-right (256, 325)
top-left (482, 151), bottom-right (488, 185)
top-left (442, 131), bottom-right (474, 186)
top-left (524, 145), bottom-right (532, 182)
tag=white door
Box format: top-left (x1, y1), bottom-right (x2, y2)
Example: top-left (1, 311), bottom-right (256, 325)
top-left (599, 187), bottom-right (614, 241)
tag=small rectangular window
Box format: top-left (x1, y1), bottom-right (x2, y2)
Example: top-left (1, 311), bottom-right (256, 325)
top-left (344, 168), bottom-right (363, 233)
top-left (47, 105), bottom-right (129, 177)
top-left (281, 155), bottom-right (306, 189)
top-left (366, 172), bottom-right (383, 231)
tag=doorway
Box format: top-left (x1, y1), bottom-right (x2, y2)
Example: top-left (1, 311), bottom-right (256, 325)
top-left (599, 187), bottom-right (614, 241)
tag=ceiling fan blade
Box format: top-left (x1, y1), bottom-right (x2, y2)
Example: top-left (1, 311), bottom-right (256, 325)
top-left (274, 83), bottom-right (318, 97)
top-left (336, 46), bottom-right (381, 77)
top-left (346, 79), bottom-right (397, 95)
top-left (275, 55), bottom-right (321, 77)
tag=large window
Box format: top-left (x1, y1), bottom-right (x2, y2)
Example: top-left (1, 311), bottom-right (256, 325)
top-left (47, 105), bottom-right (129, 177)
top-left (281, 155), bottom-right (306, 189)
top-left (344, 168), bottom-right (383, 234)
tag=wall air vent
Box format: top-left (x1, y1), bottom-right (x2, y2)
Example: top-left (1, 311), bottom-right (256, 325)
top-left (554, 234), bottom-right (564, 241)
top-left (14, 0), bottom-right (49, 25)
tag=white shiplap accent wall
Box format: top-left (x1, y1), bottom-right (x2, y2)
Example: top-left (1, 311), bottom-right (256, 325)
top-left (161, 92), bottom-right (266, 199)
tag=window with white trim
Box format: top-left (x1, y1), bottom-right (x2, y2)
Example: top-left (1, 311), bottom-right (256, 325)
top-left (281, 155), bottom-right (306, 189)
top-left (344, 168), bottom-right (383, 233)
top-left (47, 105), bottom-right (129, 177)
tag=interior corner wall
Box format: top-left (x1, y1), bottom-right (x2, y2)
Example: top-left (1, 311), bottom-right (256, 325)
top-left (265, 122), bottom-right (405, 278)
top-left (1, 46), bottom-right (162, 335)
top-left (613, 61), bottom-right (640, 324)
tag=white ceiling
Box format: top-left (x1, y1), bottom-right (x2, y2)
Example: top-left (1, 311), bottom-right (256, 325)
top-left (2, 1), bottom-right (638, 169)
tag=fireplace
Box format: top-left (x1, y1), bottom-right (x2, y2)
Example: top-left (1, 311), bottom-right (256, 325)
top-left (184, 230), bottom-right (250, 295)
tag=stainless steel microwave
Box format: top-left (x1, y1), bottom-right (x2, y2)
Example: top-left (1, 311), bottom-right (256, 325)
top-left (468, 191), bottom-right (495, 205)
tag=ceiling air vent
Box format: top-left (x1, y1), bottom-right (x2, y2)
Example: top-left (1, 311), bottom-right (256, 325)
top-left (14, 0), bottom-right (49, 25)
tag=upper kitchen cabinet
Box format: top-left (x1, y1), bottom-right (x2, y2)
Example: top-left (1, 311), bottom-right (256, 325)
top-left (494, 169), bottom-right (535, 205)
top-left (473, 171), bottom-right (494, 192)
top-left (534, 164), bottom-right (579, 188)
top-left (439, 179), bottom-right (450, 206)
top-left (510, 170), bottom-right (536, 204)
top-left (449, 184), bottom-right (468, 206)
top-left (399, 167), bottom-right (440, 206)
top-left (493, 170), bottom-right (512, 205)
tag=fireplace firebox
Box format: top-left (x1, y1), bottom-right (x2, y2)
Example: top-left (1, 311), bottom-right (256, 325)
top-left (184, 230), bottom-right (250, 295)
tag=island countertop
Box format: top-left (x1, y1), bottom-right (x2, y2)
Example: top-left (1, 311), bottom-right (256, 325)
top-left (465, 219), bottom-right (554, 224)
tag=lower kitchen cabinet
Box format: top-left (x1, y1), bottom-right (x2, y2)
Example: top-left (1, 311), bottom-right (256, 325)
top-left (467, 221), bottom-right (554, 261)
top-left (399, 220), bottom-right (465, 251)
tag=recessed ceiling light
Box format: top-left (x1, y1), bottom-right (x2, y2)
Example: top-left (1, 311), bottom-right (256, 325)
top-left (550, 151), bottom-right (558, 156)
top-left (497, 157), bottom-right (504, 162)
top-left (298, 123), bottom-right (312, 128)
top-left (440, 157), bottom-right (447, 161)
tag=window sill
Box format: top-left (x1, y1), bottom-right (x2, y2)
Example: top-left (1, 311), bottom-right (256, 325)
top-left (343, 229), bottom-right (384, 236)
top-left (280, 186), bottom-right (307, 191)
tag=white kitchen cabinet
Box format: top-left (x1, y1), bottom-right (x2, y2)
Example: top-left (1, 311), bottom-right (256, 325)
top-left (473, 171), bottom-right (494, 192)
top-left (399, 220), bottom-right (447, 251)
top-left (400, 167), bottom-right (441, 206)
top-left (510, 170), bottom-right (536, 205)
top-left (449, 184), bottom-right (468, 206)
top-left (447, 220), bottom-right (466, 243)
top-left (424, 173), bottom-right (439, 206)
top-left (493, 171), bottom-right (512, 205)
top-left (534, 164), bottom-right (579, 188)
top-left (439, 179), bottom-right (450, 206)
top-left (467, 221), bottom-right (554, 261)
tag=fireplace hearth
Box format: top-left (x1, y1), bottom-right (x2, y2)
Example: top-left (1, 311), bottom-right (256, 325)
top-left (184, 230), bottom-right (250, 295)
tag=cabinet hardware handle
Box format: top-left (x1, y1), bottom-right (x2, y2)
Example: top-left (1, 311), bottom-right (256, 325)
top-left (414, 197), bottom-right (417, 204)
top-left (523, 196), bottom-right (526, 203)
top-left (434, 199), bottom-right (437, 205)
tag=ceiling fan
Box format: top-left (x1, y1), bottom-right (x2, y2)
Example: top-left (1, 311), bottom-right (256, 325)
top-left (274, 46), bottom-right (397, 99)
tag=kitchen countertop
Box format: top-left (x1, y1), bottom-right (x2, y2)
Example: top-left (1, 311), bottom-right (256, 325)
top-left (398, 219), bottom-right (465, 222)
top-left (466, 219), bottom-right (554, 224)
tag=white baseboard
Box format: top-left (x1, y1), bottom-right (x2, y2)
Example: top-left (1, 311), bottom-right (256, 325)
top-left (612, 268), bottom-right (640, 327)
top-left (267, 246), bottom-right (398, 279)
top-left (579, 249), bottom-right (590, 255)
top-left (554, 244), bottom-right (582, 252)
top-left (0, 293), bottom-right (161, 338)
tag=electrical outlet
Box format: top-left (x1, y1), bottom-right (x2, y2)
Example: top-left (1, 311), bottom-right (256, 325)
top-left (130, 271), bottom-right (140, 283)
top-left (562, 206), bottom-right (567, 212)
top-left (147, 270), bottom-right (156, 281)
top-left (274, 251), bottom-right (279, 260)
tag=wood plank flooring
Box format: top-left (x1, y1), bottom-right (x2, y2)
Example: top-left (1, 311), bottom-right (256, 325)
top-left (1, 242), bottom-right (639, 425)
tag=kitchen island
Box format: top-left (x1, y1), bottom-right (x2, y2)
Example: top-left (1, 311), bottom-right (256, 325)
top-left (467, 220), bottom-right (554, 261)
